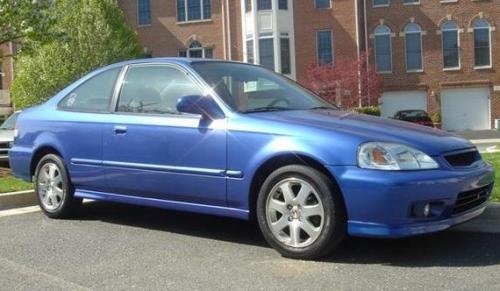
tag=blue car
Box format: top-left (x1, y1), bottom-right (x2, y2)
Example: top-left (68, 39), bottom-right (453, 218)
top-left (9, 59), bottom-right (494, 259)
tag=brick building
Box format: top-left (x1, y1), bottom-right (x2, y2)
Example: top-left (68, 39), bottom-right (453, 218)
top-left (0, 44), bottom-right (14, 117)
top-left (118, 0), bottom-right (499, 131)
top-left (2, 1), bottom-right (498, 130)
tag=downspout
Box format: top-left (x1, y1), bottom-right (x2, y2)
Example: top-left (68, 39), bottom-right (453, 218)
top-left (221, 0), bottom-right (227, 59)
top-left (226, 0), bottom-right (232, 60)
top-left (355, 0), bottom-right (362, 108)
top-left (363, 0), bottom-right (371, 104)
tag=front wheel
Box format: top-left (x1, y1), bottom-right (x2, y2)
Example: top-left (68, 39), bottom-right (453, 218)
top-left (256, 165), bottom-right (346, 259)
top-left (34, 154), bottom-right (81, 218)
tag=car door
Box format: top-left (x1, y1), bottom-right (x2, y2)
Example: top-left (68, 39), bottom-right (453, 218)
top-left (102, 64), bottom-right (227, 206)
top-left (56, 67), bottom-right (122, 192)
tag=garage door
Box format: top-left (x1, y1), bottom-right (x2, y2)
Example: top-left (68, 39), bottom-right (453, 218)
top-left (379, 91), bottom-right (427, 118)
top-left (441, 87), bottom-right (490, 131)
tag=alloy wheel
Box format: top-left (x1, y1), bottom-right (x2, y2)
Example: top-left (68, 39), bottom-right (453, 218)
top-left (37, 162), bottom-right (65, 212)
top-left (265, 177), bottom-right (325, 248)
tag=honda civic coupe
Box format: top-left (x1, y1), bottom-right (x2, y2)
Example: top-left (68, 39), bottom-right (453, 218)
top-left (9, 59), bottom-right (494, 259)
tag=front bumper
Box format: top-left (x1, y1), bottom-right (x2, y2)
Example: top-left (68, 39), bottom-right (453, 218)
top-left (327, 161), bottom-right (494, 238)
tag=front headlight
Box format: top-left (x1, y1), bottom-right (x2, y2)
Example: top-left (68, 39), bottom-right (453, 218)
top-left (358, 142), bottom-right (439, 170)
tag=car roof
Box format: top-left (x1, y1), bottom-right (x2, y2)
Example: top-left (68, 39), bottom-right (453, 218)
top-left (112, 57), bottom-right (246, 67)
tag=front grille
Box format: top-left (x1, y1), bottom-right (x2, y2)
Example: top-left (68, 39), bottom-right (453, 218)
top-left (444, 150), bottom-right (481, 167)
top-left (452, 184), bottom-right (491, 214)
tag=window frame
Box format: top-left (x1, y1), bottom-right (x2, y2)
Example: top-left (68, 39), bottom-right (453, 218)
top-left (316, 29), bottom-right (334, 65)
top-left (473, 19), bottom-right (492, 69)
top-left (403, 0), bottom-right (420, 5)
top-left (257, 0), bottom-right (272, 11)
top-left (404, 23), bottom-right (424, 72)
top-left (373, 0), bottom-right (390, 8)
top-left (258, 36), bottom-right (276, 71)
top-left (178, 41), bottom-right (214, 59)
top-left (374, 25), bottom-right (393, 74)
top-left (278, 0), bottom-right (288, 10)
top-left (57, 67), bottom-right (123, 114)
top-left (137, 0), bottom-right (152, 27)
top-left (111, 63), bottom-right (210, 118)
top-left (315, 0), bottom-right (331, 9)
top-left (176, 0), bottom-right (212, 23)
top-left (441, 21), bottom-right (460, 71)
top-left (280, 37), bottom-right (291, 74)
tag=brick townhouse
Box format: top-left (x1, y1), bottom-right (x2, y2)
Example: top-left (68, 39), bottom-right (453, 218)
top-left (2, 0), bottom-right (498, 131)
top-left (0, 44), bottom-right (14, 117)
top-left (117, 0), bottom-right (500, 131)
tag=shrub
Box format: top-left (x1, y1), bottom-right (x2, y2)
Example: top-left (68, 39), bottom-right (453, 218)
top-left (11, 0), bottom-right (143, 109)
top-left (354, 106), bottom-right (381, 116)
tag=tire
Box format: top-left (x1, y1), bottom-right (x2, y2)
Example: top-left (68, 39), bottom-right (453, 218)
top-left (34, 154), bottom-right (82, 219)
top-left (256, 165), bottom-right (346, 260)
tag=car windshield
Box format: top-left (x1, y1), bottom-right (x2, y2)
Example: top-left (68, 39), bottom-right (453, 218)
top-left (191, 62), bottom-right (336, 113)
top-left (0, 112), bottom-right (19, 130)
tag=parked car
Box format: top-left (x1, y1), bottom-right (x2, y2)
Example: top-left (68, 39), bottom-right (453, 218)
top-left (10, 59), bottom-right (493, 259)
top-left (0, 111), bottom-right (20, 162)
top-left (393, 109), bottom-right (435, 127)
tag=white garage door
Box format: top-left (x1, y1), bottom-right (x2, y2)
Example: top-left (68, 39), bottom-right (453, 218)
top-left (379, 91), bottom-right (427, 118)
top-left (441, 87), bottom-right (490, 131)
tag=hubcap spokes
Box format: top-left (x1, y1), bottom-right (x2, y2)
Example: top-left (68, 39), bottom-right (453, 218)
top-left (266, 178), bottom-right (325, 248)
top-left (38, 163), bottom-right (64, 211)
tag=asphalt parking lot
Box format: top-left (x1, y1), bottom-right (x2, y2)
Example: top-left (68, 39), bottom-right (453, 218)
top-left (0, 202), bottom-right (499, 290)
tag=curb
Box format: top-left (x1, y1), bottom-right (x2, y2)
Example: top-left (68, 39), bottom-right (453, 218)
top-left (470, 138), bottom-right (500, 144)
top-left (0, 190), bottom-right (37, 211)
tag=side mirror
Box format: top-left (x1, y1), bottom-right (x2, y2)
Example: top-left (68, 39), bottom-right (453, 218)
top-left (176, 95), bottom-right (224, 119)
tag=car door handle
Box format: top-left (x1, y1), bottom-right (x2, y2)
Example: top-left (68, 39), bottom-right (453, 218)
top-left (113, 125), bottom-right (127, 135)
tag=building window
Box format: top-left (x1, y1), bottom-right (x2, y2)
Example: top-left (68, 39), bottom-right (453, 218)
top-left (403, 0), bottom-right (419, 4)
top-left (177, 0), bottom-right (211, 22)
top-left (441, 21), bottom-right (459, 69)
top-left (137, 0), bottom-right (151, 26)
top-left (280, 38), bottom-right (291, 74)
top-left (405, 23), bottom-right (423, 71)
top-left (315, 0), bottom-right (331, 9)
top-left (373, 0), bottom-right (389, 7)
top-left (473, 19), bottom-right (491, 68)
top-left (179, 41), bottom-right (213, 58)
top-left (245, 0), bottom-right (252, 12)
top-left (257, 0), bottom-right (272, 10)
top-left (246, 40), bottom-right (254, 64)
top-left (259, 38), bottom-right (275, 70)
top-left (374, 25), bottom-right (392, 73)
top-left (278, 0), bottom-right (288, 10)
top-left (316, 30), bottom-right (333, 64)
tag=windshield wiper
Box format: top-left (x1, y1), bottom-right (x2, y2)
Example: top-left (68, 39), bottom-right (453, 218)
top-left (242, 106), bottom-right (290, 113)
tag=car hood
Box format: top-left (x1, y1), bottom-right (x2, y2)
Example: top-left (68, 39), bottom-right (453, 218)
top-left (252, 109), bottom-right (474, 155)
top-left (0, 129), bottom-right (14, 143)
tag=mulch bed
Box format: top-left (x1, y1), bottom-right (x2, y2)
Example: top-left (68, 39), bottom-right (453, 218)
top-left (0, 167), bottom-right (11, 178)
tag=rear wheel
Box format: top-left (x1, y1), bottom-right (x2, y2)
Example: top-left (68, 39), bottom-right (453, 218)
top-left (34, 154), bottom-right (81, 218)
top-left (256, 165), bottom-right (346, 259)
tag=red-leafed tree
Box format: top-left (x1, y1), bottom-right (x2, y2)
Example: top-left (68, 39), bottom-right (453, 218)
top-left (303, 51), bottom-right (383, 109)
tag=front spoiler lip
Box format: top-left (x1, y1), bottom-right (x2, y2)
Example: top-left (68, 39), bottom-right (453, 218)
top-left (347, 201), bottom-right (488, 238)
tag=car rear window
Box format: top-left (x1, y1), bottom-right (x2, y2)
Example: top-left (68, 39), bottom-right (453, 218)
top-left (58, 68), bottom-right (121, 112)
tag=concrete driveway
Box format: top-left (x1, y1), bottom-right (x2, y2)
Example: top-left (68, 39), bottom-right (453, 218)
top-left (0, 202), bottom-right (499, 290)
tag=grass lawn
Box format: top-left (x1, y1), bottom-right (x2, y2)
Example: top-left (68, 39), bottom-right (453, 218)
top-left (0, 175), bottom-right (33, 193)
top-left (481, 152), bottom-right (500, 202)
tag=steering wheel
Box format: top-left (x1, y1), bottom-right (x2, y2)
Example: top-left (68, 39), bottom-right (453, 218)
top-left (267, 97), bottom-right (290, 108)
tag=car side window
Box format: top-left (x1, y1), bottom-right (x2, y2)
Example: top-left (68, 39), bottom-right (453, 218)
top-left (59, 68), bottom-right (121, 112)
top-left (117, 65), bottom-right (203, 114)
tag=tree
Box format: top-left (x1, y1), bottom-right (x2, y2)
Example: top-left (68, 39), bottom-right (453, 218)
top-left (304, 51), bottom-right (383, 110)
top-left (11, 0), bottom-right (143, 108)
top-left (0, 0), bottom-right (55, 60)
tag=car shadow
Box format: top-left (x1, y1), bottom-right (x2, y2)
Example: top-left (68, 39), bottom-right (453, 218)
top-left (77, 201), bottom-right (500, 267)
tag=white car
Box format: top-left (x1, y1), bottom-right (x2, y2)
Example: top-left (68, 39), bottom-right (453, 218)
top-left (0, 111), bottom-right (20, 162)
